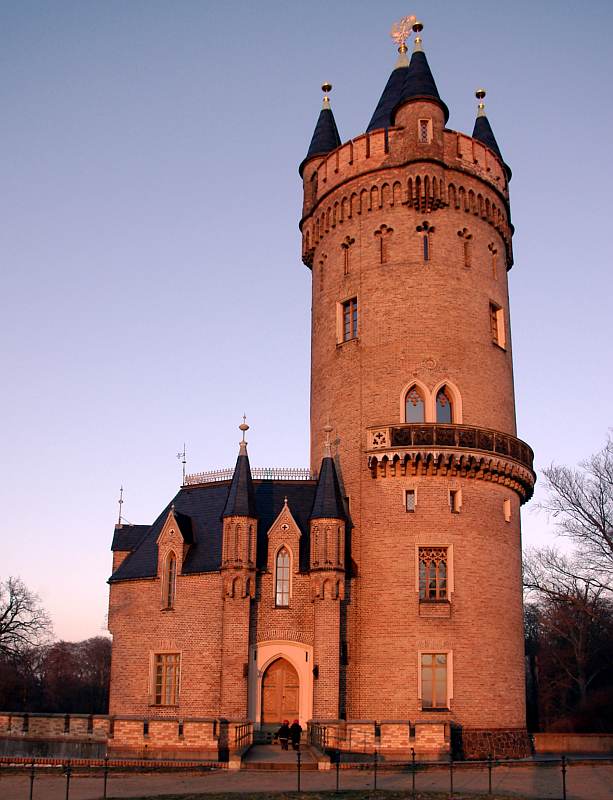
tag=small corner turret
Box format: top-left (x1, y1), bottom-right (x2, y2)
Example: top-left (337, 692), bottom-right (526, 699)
top-left (299, 83), bottom-right (341, 177)
top-left (472, 89), bottom-right (512, 180)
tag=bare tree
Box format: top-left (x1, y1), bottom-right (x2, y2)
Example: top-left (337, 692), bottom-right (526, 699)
top-left (524, 548), bottom-right (613, 709)
top-left (538, 436), bottom-right (613, 590)
top-left (0, 577), bottom-right (52, 657)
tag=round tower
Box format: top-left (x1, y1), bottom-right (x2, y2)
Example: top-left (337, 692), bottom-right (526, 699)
top-left (299, 22), bottom-right (534, 756)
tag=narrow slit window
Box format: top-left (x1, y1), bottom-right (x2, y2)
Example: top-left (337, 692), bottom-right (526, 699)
top-left (489, 302), bottom-right (506, 348)
top-left (164, 552), bottom-right (177, 609)
top-left (405, 489), bottom-right (416, 513)
top-left (449, 489), bottom-right (461, 513)
top-left (341, 297), bottom-right (358, 341)
top-left (275, 547), bottom-right (290, 607)
top-left (423, 234), bottom-right (430, 261)
top-left (418, 119), bottom-right (431, 143)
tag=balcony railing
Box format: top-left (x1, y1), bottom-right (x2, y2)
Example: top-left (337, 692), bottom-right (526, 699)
top-left (367, 423), bottom-right (534, 472)
top-left (184, 466), bottom-right (316, 486)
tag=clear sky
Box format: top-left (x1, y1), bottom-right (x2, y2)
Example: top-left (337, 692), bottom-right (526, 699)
top-left (1, 1), bottom-right (612, 641)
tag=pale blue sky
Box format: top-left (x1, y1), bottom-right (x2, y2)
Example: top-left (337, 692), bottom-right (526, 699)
top-left (1, 1), bottom-right (611, 640)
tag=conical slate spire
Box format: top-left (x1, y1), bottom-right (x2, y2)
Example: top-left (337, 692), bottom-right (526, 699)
top-left (310, 454), bottom-right (346, 521)
top-left (472, 90), bottom-right (511, 179)
top-left (299, 83), bottom-right (341, 177)
top-left (366, 46), bottom-right (410, 133)
top-left (393, 25), bottom-right (449, 124)
top-left (222, 423), bottom-right (257, 518)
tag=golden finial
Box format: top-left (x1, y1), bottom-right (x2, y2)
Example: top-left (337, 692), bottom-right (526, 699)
top-left (476, 88), bottom-right (486, 117)
top-left (412, 20), bottom-right (424, 51)
top-left (391, 15), bottom-right (416, 50)
top-left (321, 82), bottom-right (332, 109)
top-left (239, 414), bottom-right (250, 453)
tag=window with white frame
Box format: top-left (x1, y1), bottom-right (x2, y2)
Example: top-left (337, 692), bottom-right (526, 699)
top-left (275, 547), bottom-right (290, 607)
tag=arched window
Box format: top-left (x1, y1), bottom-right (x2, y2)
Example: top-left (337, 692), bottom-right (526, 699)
top-left (405, 386), bottom-right (425, 423)
top-left (275, 548), bottom-right (290, 607)
top-left (436, 387), bottom-right (453, 423)
top-left (164, 552), bottom-right (177, 609)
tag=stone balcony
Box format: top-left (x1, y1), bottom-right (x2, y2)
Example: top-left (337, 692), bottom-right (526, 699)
top-left (366, 423), bottom-right (535, 503)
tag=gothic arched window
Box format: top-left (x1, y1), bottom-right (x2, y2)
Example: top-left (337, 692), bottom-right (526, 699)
top-left (436, 386), bottom-right (453, 424)
top-left (275, 547), bottom-right (290, 607)
top-left (164, 551), bottom-right (177, 609)
top-left (405, 386), bottom-right (425, 423)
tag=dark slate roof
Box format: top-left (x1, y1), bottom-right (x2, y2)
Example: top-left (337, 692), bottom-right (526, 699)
top-left (366, 63), bottom-right (409, 133)
top-left (108, 479), bottom-right (318, 582)
top-left (472, 114), bottom-right (512, 179)
top-left (310, 456), bottom-right (346, 521)
top-left (299, 107), bottom-right (341, 176)
top-left (222, 450), bottom-right (257, 518)
top-left (393, 50), bottom-right (449, 124)
top-left (111, 524), bottom-right (150, 552)
top-left (172, 509), bottom-right (194, 543)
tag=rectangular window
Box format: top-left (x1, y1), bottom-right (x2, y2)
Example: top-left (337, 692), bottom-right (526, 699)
top-left (489, 302), bottom-right (506, 349)
top-left (154, 653), bottom-right (180, 705)
top-left (449, 489), bottom-right (461, 513)
top-left (418, 119), bottom-right (431, 144)
top-left (503, 497), bottom-right (512, 522)
top-left (405, 489), bottom-right (416, 512)
top-left (340, 297), bottom-right (358, 342)
top-left (421, 653), bottom-right (449, 709)
top-left (419, 547), bottom-right (447, 600)
top-left (423, 234), bottom-right (430, 261)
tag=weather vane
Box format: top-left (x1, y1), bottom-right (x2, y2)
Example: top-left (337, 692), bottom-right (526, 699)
top-left (390, 14), bottom-right (417, 50)
top-left (176, 444), bottom-right (187, 484)
top-left (117, 485), bottom-right (124, 525)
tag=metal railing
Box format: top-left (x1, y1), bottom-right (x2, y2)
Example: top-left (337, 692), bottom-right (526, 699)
top-left (184, 466), bottom-right (316, 486)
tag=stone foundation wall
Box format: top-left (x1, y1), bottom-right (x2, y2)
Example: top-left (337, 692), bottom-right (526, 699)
top-left (460, 728), bottom-right (532, 759)
top-left (309, 719), bottom-right (450, 759)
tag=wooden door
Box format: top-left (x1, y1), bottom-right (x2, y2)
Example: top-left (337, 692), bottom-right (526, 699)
top-left (261, 658), bottom-right (299, 724)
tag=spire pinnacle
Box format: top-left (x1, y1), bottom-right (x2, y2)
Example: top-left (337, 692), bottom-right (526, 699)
top-left (117, 485), bottom-right (124, 525)
top-left (321, 82), bottom-right (332, 109)
top-left (412, 20), bottom-right (424, 52)
top-left (476, 88), bottom-right (487, 117)
top-left (239, 415), bottom-right (249, 455)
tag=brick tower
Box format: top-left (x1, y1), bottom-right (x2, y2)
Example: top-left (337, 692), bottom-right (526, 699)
top-left (299, 21), bottom-right (535, 756)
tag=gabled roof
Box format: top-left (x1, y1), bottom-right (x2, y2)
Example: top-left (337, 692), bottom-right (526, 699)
top-left (299, 106), bottom-right (341, 177)
top-left (222, 446), bottom-right (257, 518)
top-left (111, 524), bottom-right (150, 552)
top-left (393, 50), bottom-right (449, 124)
top-left (108, 479), bottom-right (318, 582)
top-left (310, 456), bottom-right (346, 521)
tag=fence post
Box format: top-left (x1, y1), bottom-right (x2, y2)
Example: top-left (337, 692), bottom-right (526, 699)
top-left (411, 747), bottom-right (416, 799)
top-left (335, 750), bottom-right (340, 793)
top-left (297, 749), bottom-right (301, 792)
top-left (29, 759), bottom-right (35, 800)
top-left (449, 758), bottom-right (454, 799)
top-left (373, 748), bottom-right (378, 791)
top-left (103, 756), bottom-right (109, 799)
top-left (64, 760), bottom-right (72, 800)
top-left (561, 755), bottom-right (567, 800)
top-left (488, 752), bottom-right (493, 795)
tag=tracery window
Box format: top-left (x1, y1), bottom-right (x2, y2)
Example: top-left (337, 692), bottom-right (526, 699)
top-left (163, 551), bottom-right (177, 609)
top-left (421, 653), bottom-right (448, 709)
top-left (275, 547), bottom-right (290, 607)
top-left (405, 386), bottom-right (425, 423)
top-left (436, 387), bottom-right (453, 424)
top-left (154, 653), bottom-right (180, 705)
top-left (419, 547), bottom-right (448, 601)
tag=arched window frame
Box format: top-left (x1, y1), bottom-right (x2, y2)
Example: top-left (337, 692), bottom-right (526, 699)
top-left (399, 379), bottom-right (429, 423)
top-left (404, 383), bottom-right (427, 423)
top-left (431, 380), bottom-right (462, 424)
top-left (162, 550), bottom-right (177, 610)
top-left (274, 545), bottom-right (292, 608)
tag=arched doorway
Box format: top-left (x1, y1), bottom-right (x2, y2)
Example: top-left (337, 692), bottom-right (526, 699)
top-left (261, 658), bottom-right (299, 726)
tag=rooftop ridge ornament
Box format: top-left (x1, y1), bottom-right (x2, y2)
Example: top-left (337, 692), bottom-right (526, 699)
top-left (321, 82), bottom-right (332, 109)
top-left (117, 485), bottom-right (124, 526)
top-left (390, 14), bottom-right (417, 52)
top-left (476, 88), bottom-right (487, 117)
top-left (239, 414), bottom-right (249, 454)
top-left (412, 20), bottom-right (424, 52)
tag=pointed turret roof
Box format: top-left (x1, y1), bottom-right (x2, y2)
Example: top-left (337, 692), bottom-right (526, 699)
top-left (310, 455), bottom-right (346, 521)
top-left (222, 429), bottom-right (257, 519)
top-left (392, 25), bottom-right (449, 124)
top-left (472, 90), bottom-right (512, 179)
top-left (366, 46), bottom-right (410, 132)
top-left (299, 84), bottom-right (341, 176)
